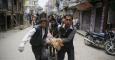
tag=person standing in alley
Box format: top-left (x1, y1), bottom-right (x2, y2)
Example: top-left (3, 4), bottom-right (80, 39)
top-left (32, 15), bottom-right (36, 27)
top-left (36, 13), bottom-right (40, 25)
top-left (18, 17), bottom-right (49, 60)
top-left (57, 15), bottom-right (76, 60)
top-left (48, 15), bottom-right (58, 37)
top-left (28, 13), bottom-right (32, 25)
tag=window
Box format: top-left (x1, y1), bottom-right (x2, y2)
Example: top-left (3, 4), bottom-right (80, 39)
top-left (32, 1), bottom-right (36, 5)
top-left (2, 0), bottom-right (8, 9)
top-left (14, 0), bottom-right (17, 5)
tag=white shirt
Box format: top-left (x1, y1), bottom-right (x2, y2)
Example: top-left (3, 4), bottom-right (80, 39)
top-left (42, 29), bottom-right (45, 38)
top-left (19, 28), bottom-right (36, 47)
top-left (19, 27), bottom-right (53, 47)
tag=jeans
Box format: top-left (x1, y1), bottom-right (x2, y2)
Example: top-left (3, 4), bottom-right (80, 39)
top-left (32, 46), bottom-right (48, 60)
top-left (57, 46), bottom-right (74, 60)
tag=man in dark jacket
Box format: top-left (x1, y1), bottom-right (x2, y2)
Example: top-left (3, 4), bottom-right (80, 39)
top-left (48, 15), bottom-right (58, 37)
top-left (57, 15), bottom-right (76, 60)
top-left (35, 13), bottom-right (40, 25)
top-left (18, 18), bottom-right (49, 60)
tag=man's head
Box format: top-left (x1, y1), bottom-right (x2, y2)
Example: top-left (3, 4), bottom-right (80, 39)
top-left (39, 12), bottom-right (47, 19)
top-left (48, 15), bottom-right (54, 21)
top-left (39, 18), bottom-right (48, 28)
top-left (63, 15), bottom-right (73, 28)
top-left (32, 15), bottom-right (36, 21)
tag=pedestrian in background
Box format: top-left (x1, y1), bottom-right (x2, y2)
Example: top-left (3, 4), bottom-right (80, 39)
top-left (48, 15), bottom-right (58, 37)
top-left (32, 15), bottom-right (36, 27)
top-left (36, 13), bottom-right (40, 25)
top-left (28, 13), bottom-right (32, 25)
top-left (56, 15), bottom-right (62, 25)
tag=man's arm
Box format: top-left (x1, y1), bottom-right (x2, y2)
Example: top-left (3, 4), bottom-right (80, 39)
top-left (62, 29), bottom-right (76, 43)
top-left (46, 30), bottom-right (54, 43)
top-left (19, 28), bottom-right (36, 47)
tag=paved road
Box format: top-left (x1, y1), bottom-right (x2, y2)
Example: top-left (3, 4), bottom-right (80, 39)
top-left (0, 27), bottom-right (115, 60)
top-left (0, 27), bottom-right (34, 60)
top-left (75, 33), bottom-right (115, 60)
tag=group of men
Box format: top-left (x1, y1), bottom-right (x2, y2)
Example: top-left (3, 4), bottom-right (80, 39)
top-left (18, 13), bottom-right (76, 60)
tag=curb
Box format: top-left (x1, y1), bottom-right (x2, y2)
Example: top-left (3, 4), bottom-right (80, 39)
top-left (76, 31), bottom-right (86, 37)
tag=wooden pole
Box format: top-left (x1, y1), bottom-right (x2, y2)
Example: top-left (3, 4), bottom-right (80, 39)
top-left (5, 13), bottom-right (7, 30)
top-left (11, 0), bottom-right (14, 28)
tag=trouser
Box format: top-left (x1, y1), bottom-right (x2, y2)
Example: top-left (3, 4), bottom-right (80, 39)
top-left (49, 45), bottom-right (56, 57)
top-left (32, 46), bottom-right (48, 60)
top-left (57, 46), bottom-right (74, 60)
top-left (29, 20), bottom-right (32, 24)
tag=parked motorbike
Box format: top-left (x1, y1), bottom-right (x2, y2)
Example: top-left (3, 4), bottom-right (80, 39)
top-left (84, 31), bottom-right (114, 48)
top-left (105, 32), bottom-right (115, 55)
top-left (84, 31), bottom-right (115, 55)
top-left (75, 23), bottom-right (80, 30)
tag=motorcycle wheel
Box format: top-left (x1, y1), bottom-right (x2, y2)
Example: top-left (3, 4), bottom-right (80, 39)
top-left (105, 41), bottom-right (115, 55)
top-left (84, 35), bottom-right (92, 45)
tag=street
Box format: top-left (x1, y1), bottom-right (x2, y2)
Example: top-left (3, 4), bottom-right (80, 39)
top-left (0, 27), bottom-right (115, 60)
top-left (75, 32), bottom-right (115, 60)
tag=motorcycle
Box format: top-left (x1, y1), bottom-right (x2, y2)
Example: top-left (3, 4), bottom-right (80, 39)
top-left (75, 23), bottom-right (80, 30)
top-left (105, 32), bottom-right (115, 55)
top-left (84, 31), bottom-right (114, 48)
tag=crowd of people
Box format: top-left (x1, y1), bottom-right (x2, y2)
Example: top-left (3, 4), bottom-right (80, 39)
top-left (18, 12), bottom-right (77, 60)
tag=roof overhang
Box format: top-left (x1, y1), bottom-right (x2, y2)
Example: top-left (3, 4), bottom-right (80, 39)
top-left (76, 2), bottom-right (93, 11)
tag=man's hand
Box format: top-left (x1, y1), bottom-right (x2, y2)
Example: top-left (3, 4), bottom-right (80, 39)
top-left (18, 46), bottom-right (24, 52)
top-left (18, 43), bottom-right (25, 52)
top-left (49, 38), bottom-right (64, 50)
top-left (56, 38), bottom-right (64, 47)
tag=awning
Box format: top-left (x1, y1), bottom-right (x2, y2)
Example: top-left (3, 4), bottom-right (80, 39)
top-left (68, 3), bottom-right (79, 8)
top-left (76, 2), bottom-right (93, 11)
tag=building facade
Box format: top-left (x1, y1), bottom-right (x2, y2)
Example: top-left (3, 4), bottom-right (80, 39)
top-left (0, 0), bottom-right (24, 31)
top-left (45, 0), bottom-right (58, 15)
top-left (77, 0), bottom-right (115, 32)
top-left (24, 0), bottom-right (42, 14)
top-left (56, 0), bottom-right (115, 32)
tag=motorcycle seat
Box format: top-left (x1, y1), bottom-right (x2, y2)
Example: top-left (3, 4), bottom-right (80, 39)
top-left (92, 32), bottom-right (105, 38)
